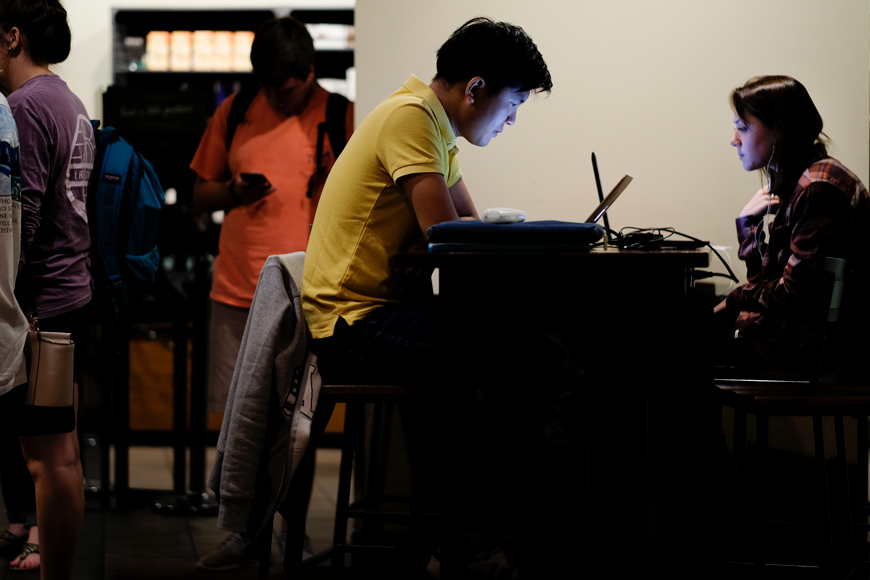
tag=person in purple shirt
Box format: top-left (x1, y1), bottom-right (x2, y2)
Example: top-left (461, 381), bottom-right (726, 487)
top-left (0, 1), bottom-right (95, 576)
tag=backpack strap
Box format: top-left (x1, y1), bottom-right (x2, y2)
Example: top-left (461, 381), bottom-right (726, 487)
top-left (225, 87), bottom-right (348, 198)
top-left (225, 84), bottom-right (260, 150)
top-left (92, 126), bottom-right (135, 300)
top-left (325, 92), bottom-right (349, 158)
top-left (306, 93), bottom-right (350, 198)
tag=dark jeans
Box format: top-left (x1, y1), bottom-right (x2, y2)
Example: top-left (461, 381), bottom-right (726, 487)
top-left (311, 305), bottom-right (443, 386)
top-left (312, 303), bottom-right (577, 396)
top-left (310, 304), bottom-right (586, 564)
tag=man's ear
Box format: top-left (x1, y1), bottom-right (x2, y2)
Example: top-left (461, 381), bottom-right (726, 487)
top-left (464, 77), bottom-right (485, 104)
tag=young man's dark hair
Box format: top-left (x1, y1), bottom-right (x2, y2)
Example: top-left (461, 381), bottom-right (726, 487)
top-left (250, 16), bottom-right (316, 87)
top-left (434, 16), bottom-right (552, 95)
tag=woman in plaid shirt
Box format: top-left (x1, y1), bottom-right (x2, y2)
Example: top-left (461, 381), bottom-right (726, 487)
top-left (715, 75), bottom-right (870, 368)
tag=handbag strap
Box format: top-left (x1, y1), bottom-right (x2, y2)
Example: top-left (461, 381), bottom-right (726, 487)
top-left (22, 249), bottom-right (39, 332)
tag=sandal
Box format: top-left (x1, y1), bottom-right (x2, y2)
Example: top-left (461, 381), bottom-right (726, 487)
top-left (0, 529), bottom-right (25, 554)
top-left (9, 542), bottom-right (39, 572)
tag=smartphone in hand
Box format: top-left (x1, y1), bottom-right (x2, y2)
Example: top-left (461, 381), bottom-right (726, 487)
top-left (240, 172), bottom-right (269, 185)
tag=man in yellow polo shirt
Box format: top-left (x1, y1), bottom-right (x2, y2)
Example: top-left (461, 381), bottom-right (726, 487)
top-left (303, 17), bottom-right (552, 380)
top-left (302, 17), bottom-right (556, 577)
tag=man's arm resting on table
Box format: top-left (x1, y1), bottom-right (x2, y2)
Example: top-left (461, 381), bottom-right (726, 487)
top-left (398, 173), bottom-right (478, 235)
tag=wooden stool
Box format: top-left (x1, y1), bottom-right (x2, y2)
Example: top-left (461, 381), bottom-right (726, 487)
top-left (279, 382), bottom-right (439, 575)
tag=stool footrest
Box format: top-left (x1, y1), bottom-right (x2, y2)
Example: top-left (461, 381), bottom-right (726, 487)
top-left (322, 384), bottom-right (427, 397)
top-left (298, 544), bottom-right (414, 570)
top-left (346, 509), bottom-right (412, 522)
top-left (347, 509), bottom-right (439, 521)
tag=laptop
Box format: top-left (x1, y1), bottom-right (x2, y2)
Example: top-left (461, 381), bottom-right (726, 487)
top-left (586, 153), bottom-right (632, 228)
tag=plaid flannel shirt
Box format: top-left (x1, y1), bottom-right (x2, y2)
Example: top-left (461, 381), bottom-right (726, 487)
top-left (726, 145), bottom-right (870, 358)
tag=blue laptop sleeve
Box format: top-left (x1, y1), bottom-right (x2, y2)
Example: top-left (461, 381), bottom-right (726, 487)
top-left (426, 220), bottom-right (604, 252)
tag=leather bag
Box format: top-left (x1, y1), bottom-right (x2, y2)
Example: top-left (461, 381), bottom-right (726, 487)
top-left (21, 330), bottom-right (76, 435)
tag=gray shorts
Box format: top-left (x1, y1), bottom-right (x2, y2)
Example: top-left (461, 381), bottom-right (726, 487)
top-left (208, 300), bottom-right (250, 414)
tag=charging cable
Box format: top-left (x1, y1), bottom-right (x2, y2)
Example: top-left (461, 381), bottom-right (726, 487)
top-left (601, 226), bottom-right (740, 283)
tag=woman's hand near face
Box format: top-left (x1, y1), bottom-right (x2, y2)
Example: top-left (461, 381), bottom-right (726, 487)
top-left (739, 186), bottom-right (780, 219)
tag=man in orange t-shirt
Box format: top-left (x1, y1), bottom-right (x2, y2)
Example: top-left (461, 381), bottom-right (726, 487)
top-left (189, 16), bottom-right (352, 571)
top-left (191, 16), bottom-right (352, 414)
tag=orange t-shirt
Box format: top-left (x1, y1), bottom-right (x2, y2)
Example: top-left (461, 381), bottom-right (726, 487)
top-left (190, 86), bottom-right (352, 307)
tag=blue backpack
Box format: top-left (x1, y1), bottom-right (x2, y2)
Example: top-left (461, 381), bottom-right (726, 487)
top-left (88, 120), bottom-right (165, 317)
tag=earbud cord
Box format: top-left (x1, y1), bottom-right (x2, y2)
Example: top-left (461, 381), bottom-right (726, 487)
top-left (755, 140), bottom-right (776, 259)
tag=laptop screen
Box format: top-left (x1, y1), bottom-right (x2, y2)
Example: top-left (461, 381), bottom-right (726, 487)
top-left (585, 174), bottom-right (632, 224)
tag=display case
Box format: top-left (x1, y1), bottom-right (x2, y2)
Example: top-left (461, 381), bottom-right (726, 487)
top-left (101, 5), bottom-right (356, 320)
top-left (110, 7), bottom-right (355, 100)
top-left (102, 6), bottom-right (355, 214)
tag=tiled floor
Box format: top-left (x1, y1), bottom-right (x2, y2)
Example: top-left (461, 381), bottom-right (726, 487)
top-left (0, 446), bottom-right (411, 580)
top-left (3, 433), bottom-right (869, 578)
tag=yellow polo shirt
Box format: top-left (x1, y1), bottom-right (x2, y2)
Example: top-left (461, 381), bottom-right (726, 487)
top-left (303, 75), bottom-right (462, 338)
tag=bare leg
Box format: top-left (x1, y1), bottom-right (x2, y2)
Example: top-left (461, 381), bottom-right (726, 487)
top-left (19, 384), bottom-right (83, 580)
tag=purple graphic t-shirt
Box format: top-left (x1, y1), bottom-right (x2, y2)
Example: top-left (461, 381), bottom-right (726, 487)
top-left (11, 74), bottom-right (95, 318)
